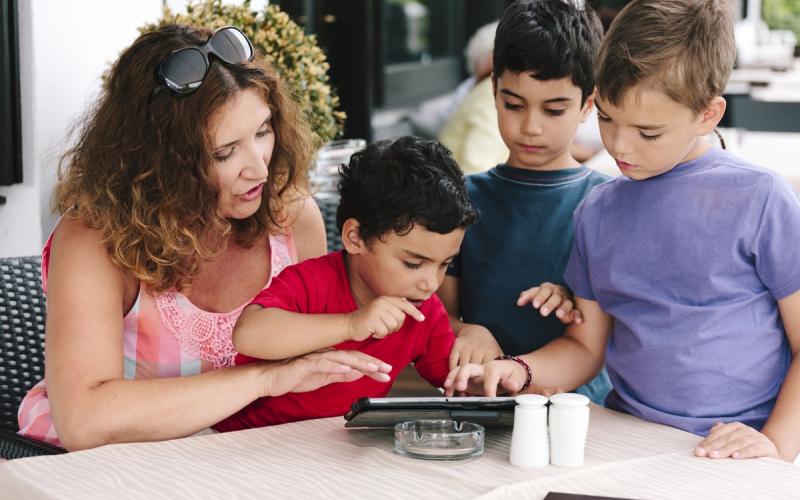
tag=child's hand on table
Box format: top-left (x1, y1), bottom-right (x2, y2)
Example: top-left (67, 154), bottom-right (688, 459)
top-left (694, 421), bottom-right (779, 460)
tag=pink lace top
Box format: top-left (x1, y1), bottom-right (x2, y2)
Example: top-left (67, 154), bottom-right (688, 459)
top-left (17, 230), bottom-right (297, 446)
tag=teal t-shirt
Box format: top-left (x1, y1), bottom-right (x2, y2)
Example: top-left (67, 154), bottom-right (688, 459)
top-left (449, 164), bottom-right (610, 353)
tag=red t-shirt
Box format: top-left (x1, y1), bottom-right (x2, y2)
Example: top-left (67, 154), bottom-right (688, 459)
top-left (214, 251), bottom-right (454, 431)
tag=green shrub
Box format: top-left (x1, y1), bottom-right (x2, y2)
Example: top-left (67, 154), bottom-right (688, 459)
top-left (140, 0), bottom-right (346, 143)
top-left (763, 0), bottom-right (800, 43)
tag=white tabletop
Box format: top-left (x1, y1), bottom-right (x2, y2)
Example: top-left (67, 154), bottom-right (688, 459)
top-left (1, 405), bottom-right (798, 499)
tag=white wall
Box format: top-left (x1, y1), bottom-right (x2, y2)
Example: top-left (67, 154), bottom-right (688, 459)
top-left (0, 0), bottom-right (268, 257)
top-left (0, 0), bottom-right (164, 257)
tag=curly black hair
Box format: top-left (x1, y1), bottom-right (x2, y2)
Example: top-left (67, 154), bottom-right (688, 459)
top-left (336, 136), bottom-right (479, 243)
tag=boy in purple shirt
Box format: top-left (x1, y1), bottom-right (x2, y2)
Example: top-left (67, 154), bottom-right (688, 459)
top-left (444, 0), bottom-right (800, 463)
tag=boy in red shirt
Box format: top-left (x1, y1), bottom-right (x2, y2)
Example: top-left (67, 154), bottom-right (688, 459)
top-left (215, 136), bottom-right (479, 430)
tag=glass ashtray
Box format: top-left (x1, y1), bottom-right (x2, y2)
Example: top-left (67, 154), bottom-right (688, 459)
top-left (394, 420), bottom-right (485, 460)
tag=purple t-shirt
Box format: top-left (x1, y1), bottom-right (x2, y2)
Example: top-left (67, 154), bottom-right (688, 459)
top-left (565, 147), bottom-right (800, 436)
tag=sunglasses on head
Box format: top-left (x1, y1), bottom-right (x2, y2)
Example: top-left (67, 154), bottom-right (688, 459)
top-left (155, 26), bottom-right (254, 96)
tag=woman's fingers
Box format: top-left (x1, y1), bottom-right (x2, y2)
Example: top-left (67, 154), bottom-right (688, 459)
top-left (324, 370), bottom-right (365, 385)
top-left (308, 357), bottom-right (353, 374)
top-left (311, 350), bottom-right (392, 374)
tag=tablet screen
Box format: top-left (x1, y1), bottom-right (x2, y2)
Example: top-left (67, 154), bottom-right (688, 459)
top-left (344, 396), bottom-right (517, 427)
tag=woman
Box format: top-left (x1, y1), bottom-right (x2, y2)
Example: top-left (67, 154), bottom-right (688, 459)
top-left (17, 25), bottom-right (387, 451)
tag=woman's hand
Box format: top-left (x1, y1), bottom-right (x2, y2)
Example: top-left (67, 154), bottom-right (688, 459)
top-left (517, 283), bottom-right (583, 325)
top-left (449, 324), bottom-right (503, 369)
top-left (261, 350), bottom-right (393, 398)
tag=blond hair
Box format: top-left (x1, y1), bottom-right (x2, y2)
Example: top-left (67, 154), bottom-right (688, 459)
top-left (595, 0), bottom-right (736, 114)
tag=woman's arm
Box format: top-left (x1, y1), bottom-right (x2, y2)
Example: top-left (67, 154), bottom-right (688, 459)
top-left (45, 219), bottom-right (267, 450)
top-left (44, 218), bottom-right (382, 451)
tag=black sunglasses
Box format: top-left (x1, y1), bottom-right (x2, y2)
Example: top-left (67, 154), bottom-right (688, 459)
top-left (155, 26), bottom-right (255, 96)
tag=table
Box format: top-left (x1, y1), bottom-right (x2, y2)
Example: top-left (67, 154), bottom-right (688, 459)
top-left (0, 406), bottom-right (798, 499)
top-left (587, 129), bottom-right (800, 191)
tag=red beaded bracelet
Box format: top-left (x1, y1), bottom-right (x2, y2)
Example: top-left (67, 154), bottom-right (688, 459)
top-left (495, 355), bottom-right (532, 392)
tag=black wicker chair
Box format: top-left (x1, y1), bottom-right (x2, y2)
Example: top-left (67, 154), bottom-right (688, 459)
top-left (0, 255), bottom-right (67, 458)
top-left (315, 194), bottom-right (342, 252)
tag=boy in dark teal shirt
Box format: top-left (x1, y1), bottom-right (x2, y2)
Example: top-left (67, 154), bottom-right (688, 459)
top-left (437, 0), bottom-right (611, 403)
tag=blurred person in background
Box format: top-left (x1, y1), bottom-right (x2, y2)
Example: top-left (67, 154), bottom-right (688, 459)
top-left (438, 21), bottom-right (505, 174)
top-left (409, 21), bottom-right (498, 141)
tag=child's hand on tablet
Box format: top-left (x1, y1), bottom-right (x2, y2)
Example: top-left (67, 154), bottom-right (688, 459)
top-left (443, 359), bottom-right (529, 397)
top-left (449, 324), bottom-right (503, 369)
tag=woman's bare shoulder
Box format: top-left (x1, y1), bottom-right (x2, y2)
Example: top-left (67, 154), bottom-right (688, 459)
top-left (51, 216), bottom-right (116, 265)
top-left (286, 195), bottom-right (327, 261)
top-left (49, 216), bottom-right (138, 301)
top-left (52, 215), bottom-right (103, 244)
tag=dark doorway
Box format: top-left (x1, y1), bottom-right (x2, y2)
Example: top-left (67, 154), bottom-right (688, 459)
top-left (0, 0), bottom-right (22, 188)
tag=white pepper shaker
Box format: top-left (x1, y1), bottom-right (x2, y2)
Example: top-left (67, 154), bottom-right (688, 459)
top-left (509, 394), bottom-right (549, 467)
top-left (548, 392), bottom-right (590, 466)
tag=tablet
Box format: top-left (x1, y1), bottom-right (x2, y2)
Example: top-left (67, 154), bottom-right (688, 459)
top-left (343, 396), bottom-right (517, 428)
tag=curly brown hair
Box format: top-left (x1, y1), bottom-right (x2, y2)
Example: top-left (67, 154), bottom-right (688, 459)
top-left (54, 24), bottom-right (315, 293)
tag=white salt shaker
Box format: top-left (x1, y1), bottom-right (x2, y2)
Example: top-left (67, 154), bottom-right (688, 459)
top-left (509, 394), bottom-right (549, 467)
top-left (548, 393), bottom-right (590, 466)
